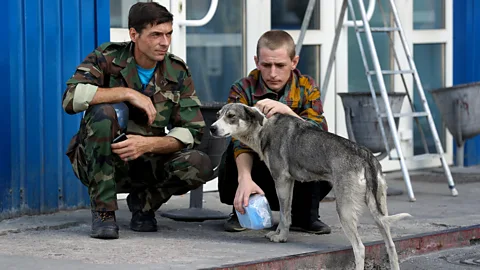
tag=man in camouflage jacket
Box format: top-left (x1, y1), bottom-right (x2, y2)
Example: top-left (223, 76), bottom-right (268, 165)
top-left (218, 30), bottom-right (333, 234)
top-left (62, 2), bottom-right (213, 239)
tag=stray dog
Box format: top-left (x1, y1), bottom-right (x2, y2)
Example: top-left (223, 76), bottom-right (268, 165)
top-left (210, 103), bottom-right (412, 270)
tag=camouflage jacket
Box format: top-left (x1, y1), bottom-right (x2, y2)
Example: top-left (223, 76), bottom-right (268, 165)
top-left (227, 68), bottom-right (328, 159)
top-left (62, 41), bottom-right (205, 148)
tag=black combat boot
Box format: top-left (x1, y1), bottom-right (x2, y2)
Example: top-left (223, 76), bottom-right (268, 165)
top-left (90, 210), bottom-right (119, 239)
top-left (126, 193), bottom-right (158, 232)
top-left (291, 181), bottom-right (332, 235)
top-left (293, 214), bottom-right (332, 234)
top-left (224, 207), bottom-right (247, 232)
top-left (291, 207), bottom-right (332, 235)
top-left (130, 210), bottom-right (158, 232)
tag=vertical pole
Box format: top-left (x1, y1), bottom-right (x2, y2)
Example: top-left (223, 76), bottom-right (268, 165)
top-left (320, 0), bottom-right (348, 103)
top-left (295, 0), bottom-right (317, 55)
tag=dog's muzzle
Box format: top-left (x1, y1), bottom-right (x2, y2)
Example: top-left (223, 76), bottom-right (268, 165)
top-left (209, 124), bottom-right (230, 138)
top-left (209, 125), bottom-right (218, 136)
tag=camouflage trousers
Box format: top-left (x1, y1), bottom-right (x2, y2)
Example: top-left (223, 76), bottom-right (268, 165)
top-left (66, 104), bottom-right (214, 212)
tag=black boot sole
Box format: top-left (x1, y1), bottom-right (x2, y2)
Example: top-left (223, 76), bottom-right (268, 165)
top-left (90, 228), bottom-right (119, 239)
top-left (290, 225), bottom-right (332, 235)
top-left (130, 223), bottom-right (158, 232)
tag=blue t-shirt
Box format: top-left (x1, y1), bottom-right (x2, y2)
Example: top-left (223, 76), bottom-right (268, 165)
top-left (137, 65), bottom-right (155, 90)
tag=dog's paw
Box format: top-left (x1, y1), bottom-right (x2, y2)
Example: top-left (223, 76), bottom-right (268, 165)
top-left (265, 231), bottom-right (288, 243)
top-left (265, 231), bottom-right (277, 238)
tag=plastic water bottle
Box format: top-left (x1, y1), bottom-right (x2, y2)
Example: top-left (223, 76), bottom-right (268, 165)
top-left (235, 194), bottom-right (273, 230)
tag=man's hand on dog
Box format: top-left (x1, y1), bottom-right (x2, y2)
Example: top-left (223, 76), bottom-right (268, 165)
top-left (111, 134), bottom-right (150, 162)
top-left (234, 176), bottom-right (265, 214)
top-left (255, 99), bottom-right (296, 119)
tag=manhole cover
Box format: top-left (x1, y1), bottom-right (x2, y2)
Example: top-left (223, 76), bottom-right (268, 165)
top-left (443, 254), bottom-right (480, 267)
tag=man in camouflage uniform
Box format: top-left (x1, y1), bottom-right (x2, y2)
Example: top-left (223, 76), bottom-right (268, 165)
top-left (62, 2), bottom-right (213, 239)
top-left (218, 30), bottom-right (333, 234)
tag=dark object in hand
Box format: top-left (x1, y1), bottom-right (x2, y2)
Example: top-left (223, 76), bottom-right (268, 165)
top-left (112, 133), bottom-right (128, 144)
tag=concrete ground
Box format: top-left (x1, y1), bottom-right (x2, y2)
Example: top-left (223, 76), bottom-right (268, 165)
top-left (399, 244), bottom-right (480, 269)
top-left (0, 167), bottom-right (479, 269)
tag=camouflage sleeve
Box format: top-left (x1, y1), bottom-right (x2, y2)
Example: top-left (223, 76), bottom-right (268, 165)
top-left (298, 77), bottom-right (328, 131)
top-left (227, 83), bottom-right (255, 159)
top-left (168, 73), bottom-right (205, 149)
top-left (62, 48), bottom-right (106, 114)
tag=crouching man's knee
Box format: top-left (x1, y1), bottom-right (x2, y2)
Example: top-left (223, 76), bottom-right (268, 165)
top-left (83, 104), bottom-right (122, 139)
top-left (67, 104), bottom-right (123, 186)
top-left (166, 150), bottom-right (214, 186)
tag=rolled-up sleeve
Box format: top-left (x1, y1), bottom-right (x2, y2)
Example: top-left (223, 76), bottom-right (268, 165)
top-left (62, 49), bottom-right (105, 115)
top-left (166, 127), bottom-right (195, 149)
top-left (71, 83), bottom-right (99, 112)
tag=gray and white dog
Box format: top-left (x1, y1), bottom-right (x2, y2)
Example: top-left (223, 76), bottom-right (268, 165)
top-left (210, 103), bottom-right (412, 270)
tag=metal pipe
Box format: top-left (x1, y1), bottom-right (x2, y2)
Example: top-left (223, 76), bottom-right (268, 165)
top-left (455, 99), bottom-right (464, 167)
top-left (456, 145), bottom-right (464, 168)
top-left (320, 0), bottom-right (348, 103)
top-left (344, 0), bottom-right (376, 27)
top-left (296, 0), bottom-right (317, 55)
top-left (345, 107), bottom-right (357, 143)
top-left (177, 0), bottom-right (218, 27)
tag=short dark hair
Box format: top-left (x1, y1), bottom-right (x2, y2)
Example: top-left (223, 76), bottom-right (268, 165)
top-left (128, 2), bottom-right (174, 34)
top-left (256, 30), bottom-right (296, 60)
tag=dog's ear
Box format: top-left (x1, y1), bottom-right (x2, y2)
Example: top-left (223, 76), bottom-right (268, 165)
top-left (244, 106), bottom-right (265, 126)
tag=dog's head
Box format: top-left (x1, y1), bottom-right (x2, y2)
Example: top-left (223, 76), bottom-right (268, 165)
top-left (210, 103), bottom-right (266, 138)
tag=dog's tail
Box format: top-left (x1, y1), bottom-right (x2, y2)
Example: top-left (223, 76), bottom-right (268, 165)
top-left (365, 156), bottom-right (412, 225)
top-left (380, 213), bottom-right (412, 226)
top-left (365, 180), bottom-right (412, 225)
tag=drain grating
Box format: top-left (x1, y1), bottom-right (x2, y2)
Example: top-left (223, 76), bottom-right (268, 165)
top-left (443, 254), bottom-right (480, 267)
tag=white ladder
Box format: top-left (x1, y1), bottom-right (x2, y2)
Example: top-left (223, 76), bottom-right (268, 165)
top-left (297, 0), bottom-right (458, 201)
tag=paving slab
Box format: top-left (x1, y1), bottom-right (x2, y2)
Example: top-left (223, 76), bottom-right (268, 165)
top-left (0, 169), bottom-right (479, 269)
top-left (399, 244), bottom-right (480, 270)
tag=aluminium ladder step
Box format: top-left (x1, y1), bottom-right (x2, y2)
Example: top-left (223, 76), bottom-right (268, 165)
top-left (367, 70), bottom-right (415, 75)
top-left (388, 153), bottom-right (443, 162)
top-left (379, 112), bottom-right (430, 118)
top-left (358, 27), bottom-right (400, 32)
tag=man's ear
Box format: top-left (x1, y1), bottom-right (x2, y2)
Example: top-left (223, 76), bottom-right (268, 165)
top-left (291, 55), bottom-right (300, 70)
top-left (129, 28), bottom-right (139, 42)
top-left (244, 106), bottom-right (265, 126)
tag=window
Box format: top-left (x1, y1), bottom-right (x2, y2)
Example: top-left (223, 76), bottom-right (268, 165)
top-left (271, 0), bottom-right (321, 30)
top-left (110, 0), bottom-right (152, 28)
top-left (413, 43), bottom-right (446, 154)
top-left (413, 0), bottom-right (445, 30)
top-left (348, 0), bottom-right (392, 93)
top-left (298, 45), bottom-right (321, 87)
top-left (186, 0), bottom-right (246, 103)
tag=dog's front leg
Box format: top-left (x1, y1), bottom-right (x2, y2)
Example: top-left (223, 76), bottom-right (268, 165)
top-left (266, 176), bottom-right (294, 243)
